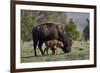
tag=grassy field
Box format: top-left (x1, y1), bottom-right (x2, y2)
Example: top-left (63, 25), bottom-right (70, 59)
top-left (21, 41), bottom-right (89, 63)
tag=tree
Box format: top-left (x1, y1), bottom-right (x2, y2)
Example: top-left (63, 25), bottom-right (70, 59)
top-left (21, 10), bottom-right (67, 41)
top-left (21, 10), bottom-right (37, 41)
top-left (65, 19), bottom-right (80, 40)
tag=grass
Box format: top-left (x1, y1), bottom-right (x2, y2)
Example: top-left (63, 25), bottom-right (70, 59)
top-left (21, 41), bottom-right (89, 63)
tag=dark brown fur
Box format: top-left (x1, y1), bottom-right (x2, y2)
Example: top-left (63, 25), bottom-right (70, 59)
top-left (32, 22), bottom-right (71, 56)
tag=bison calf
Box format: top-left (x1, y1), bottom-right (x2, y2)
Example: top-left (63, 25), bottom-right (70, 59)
top-left (44, 40), bottom-right (63, 55)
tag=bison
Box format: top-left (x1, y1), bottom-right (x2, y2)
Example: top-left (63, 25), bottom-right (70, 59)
top-left (32, 22), bottom-right (72, 56)
top-left (44, 40), bottom-right (63, 55)
top-left (62, 37), bottom-right (72, 53)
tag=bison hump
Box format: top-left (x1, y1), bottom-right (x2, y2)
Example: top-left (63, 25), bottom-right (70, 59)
top-left (38, 23), bottom-right (58, 38)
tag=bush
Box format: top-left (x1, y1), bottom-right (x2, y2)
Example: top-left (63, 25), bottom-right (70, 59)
top-left (65, 19), bottom-right (80, 40)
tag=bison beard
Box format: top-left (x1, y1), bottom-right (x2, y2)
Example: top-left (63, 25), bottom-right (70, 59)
top-left (32, 22), bottom-right (72, 56)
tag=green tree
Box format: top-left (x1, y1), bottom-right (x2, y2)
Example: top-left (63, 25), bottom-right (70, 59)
top-left (21, 10), bottom-right (67, 41)
top-left (21, 10), bottom-right (37, 41)
top-left (65, 19), bottom-right (80, 40)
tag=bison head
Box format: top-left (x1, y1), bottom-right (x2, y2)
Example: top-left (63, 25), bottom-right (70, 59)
top-left (61, 37), bottom-right (72, 53)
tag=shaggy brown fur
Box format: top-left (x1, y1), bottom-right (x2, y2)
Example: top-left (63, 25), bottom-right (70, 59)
top-left (32, 22), bottom-right (71, 56)
top-left (44, 40), bottom-right (63, 55)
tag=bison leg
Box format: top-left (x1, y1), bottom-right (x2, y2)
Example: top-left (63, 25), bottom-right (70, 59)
top-left (55, 49), bottom-right (58, 55)
top-left (51, 48), bottom-right (55, 55)
top-left (38, 41), bottom-right (44, 55)
top-left (44, 48), bottom-right (46, 55)
top-left (33, 40), bottom-right (38, 56)
top-left (44, 47), bottom-right (49, 55)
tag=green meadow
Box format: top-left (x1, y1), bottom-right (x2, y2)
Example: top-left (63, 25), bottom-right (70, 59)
top-left (21, 41), bottom-right (89, 63)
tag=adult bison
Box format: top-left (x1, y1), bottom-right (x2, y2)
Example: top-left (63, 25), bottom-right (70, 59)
top-left (32, 22), bottom-right (71, 56)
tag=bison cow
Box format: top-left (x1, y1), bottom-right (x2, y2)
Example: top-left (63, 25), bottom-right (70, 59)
top-left (32, 22), bottom-right (72, 56)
